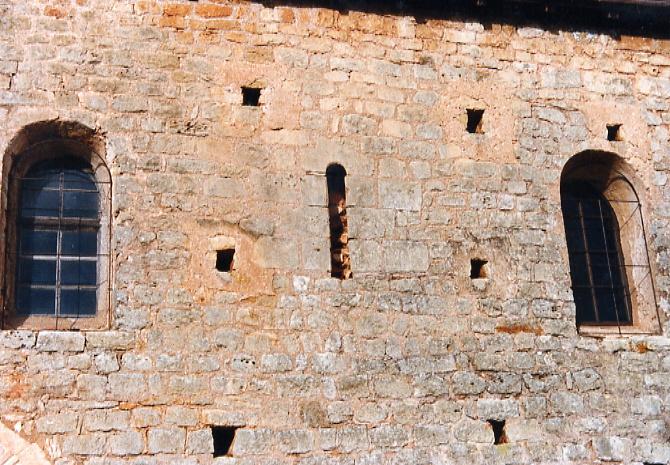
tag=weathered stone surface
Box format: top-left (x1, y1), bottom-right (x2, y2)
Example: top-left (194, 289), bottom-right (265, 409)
top-left (1, 3), bottom-right (670, 465)
top-left (36, 332), bottom-right (85, 352)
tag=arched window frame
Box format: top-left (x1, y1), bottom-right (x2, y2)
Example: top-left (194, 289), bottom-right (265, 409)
top-left (560, 151), bottom-right (661, 336)
top-left (1, 123), bottom-right (111, 330)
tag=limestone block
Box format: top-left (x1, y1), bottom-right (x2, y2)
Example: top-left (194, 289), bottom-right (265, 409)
top-left (383, 241), bottom-right (429, 272)
top-left (278, 429), bottom-right (314, 454)
top-left (369, 425), bottom-right (409, 448)
top-left (36, 331), bottom-right (85, 352)
top-left (476, 399), bottom-right (520, 420)
top-left (147, 427), bottom-right (186, 454)
top-left (186, 429), bottom-right (215, 455)
top-left (231, 429), bottom-right (272, 455)
top-left (165, 406), bottom-right (199, 426)
top-left (348, 208), bottom-right (394, 239)
top-left (108, 373), bottom-right (148, 401)
top-left (302, 175), bottom-right (327, 206)
top-left (348, 239), bottom-right (382, 272)
top-left (253, 237), bottom-right (299, 269)
top-left (631, 395), bottom-right (662, 416)
top-left (452, 372), bottom-right (486, 395)
top-left (379, 180), bottom-right (422, 211)
top-left (62, 434), bottom-right (105, 455)
top-left (82, 410), bottom-right (130, 432)
top-left (85, 331), bottom-right (135, 350)
top-left (453, 418), bottom-right (493, 443)
top-left (108, 431), bottom-right (144, 455)
top-left (36, 413), bottom-right (79, 434)
top-left (550, 391), bottom-right (584, 415)
top-left (0, 331), bottom-right (36, 349)
top-left (593, 436), bottom-right (632, 462)
top-left (505, 418), bottom-right (541, 442)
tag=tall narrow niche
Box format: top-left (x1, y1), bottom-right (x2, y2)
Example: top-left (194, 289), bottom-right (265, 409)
top-left (326, 164), bottom-right (351, 279)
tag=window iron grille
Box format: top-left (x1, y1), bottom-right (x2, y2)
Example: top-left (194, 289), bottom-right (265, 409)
top-left (562, 181), bottom-right (661, 334)
top-left (14, 158), bottom-right (108, 321)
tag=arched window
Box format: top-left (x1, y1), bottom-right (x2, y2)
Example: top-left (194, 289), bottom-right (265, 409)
top-left (562, 182), bottom-right (632, 325)
top-left (560, 151), bottom-right (661, 335)
top-left (2, 121), bottom-right (111, 330)
top-left (17, 159), bottom-right (100, 317)
top-left (326, 164), bottom-right (351, 279)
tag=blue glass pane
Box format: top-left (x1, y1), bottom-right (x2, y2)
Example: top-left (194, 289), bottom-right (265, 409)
top-left (18, 259), bottom-right (56, 285)
top-left (16, 287), bottom-right (55, 315)
top-left (60, 289), bottom-right (96, 316)
top-left (574, 289), bottom-right (595, 323)
top-left (63, 170), bottom-right (96, 191)
top-left (595, 289), bottom-right (617, 323)
top-left (61, 260), bottom-right (97, 286)
top-left (62, 191), bottom-right (98, 218)
top-left (23, 173), bottom-right (60, 191)
top-left (19, 229), bottom-right (57, 255)
top-left (62, 231), bottom-right (97, 257)
top-left (568, 252), bottom-right (589, 285)
top-left (20, 188), bottom-right (60, 217)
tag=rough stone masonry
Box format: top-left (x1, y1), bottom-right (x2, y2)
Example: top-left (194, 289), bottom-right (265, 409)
top-left (1, 1), bottom-right (670, 464)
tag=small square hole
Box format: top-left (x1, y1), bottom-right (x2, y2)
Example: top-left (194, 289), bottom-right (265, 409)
top-left (607, 124), bottom-right (622, 141)
top-left (242, 87), bottom-right (261, 106)
top-left (488, 419), bottom-right (507, 445)
top-left (216, 249), bottom-right (235, 272)
top-left (466, 109), bottom-right (484, 134)
top-left (212, 426), bottom-right (237, 457)
top-left (470, 258), bottom-right (488, 279)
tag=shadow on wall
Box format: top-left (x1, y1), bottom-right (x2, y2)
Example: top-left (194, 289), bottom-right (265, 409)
top-left (255, 0), bottom-right (670, 39)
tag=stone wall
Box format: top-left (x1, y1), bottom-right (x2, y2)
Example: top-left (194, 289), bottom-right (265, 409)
top-left (1, 1), bottom-right (670, 464)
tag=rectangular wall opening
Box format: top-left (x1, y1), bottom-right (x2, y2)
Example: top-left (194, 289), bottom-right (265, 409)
top-left (488, 419), bottom-right (507, 445)
top-left (466, 109), bottom-right (484, 134)
top-left (212, 426), bottom-right (238, 457)
top-left (607, 123), bottom-right (622, 141)
top-left (242, 87), bottom-right (261, 106)
top-left (470, 258), bottom-right (489, 279)
top-left (216, 249), bottom-right (235, 272)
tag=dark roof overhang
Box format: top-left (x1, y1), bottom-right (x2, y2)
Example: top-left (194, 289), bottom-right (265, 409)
top-left (257, 0), bottom-right (670, 38)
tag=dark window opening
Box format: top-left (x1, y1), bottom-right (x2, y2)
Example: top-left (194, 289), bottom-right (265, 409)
top-left (466, 109), bottom-right (484, 134)
top-left (561, 182), bottom-right (632, 326)
top-left (607, 124), bottom-right (622, 141)
top-left (216, 249), bottom-right (235, 272)
top-left (326, 164), bottom-right (351, 280)
top-left (16, 158), bottom-right (100, 317)
top-left (212, 426), bottom-right (237, 457)
top-left (470, 258), bottom-right (488, 279)
top-left (488, 419), bottom-right (507, 445)
top-left (242, 87), bottom-right (261, 106)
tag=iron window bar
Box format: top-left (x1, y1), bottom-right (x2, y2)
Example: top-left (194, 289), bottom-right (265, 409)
top-left (16, 162), bottom-right (104, 323)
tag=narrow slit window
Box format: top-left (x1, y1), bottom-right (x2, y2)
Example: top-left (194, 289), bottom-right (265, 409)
top-left (326, 164), bottom-right (351, 279)
top-left (215, 249), bottom-right (235, 272)
top-left (241, 87), bottom-right (261, 106)
top-left (466, 109), bottom-right (484, 134)
top-left (212, 426), bottom-right (237, 457)
top-left (488, 420), bottom-right (507, 445)
top-left (607, 124), bottom-right (622, 141)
